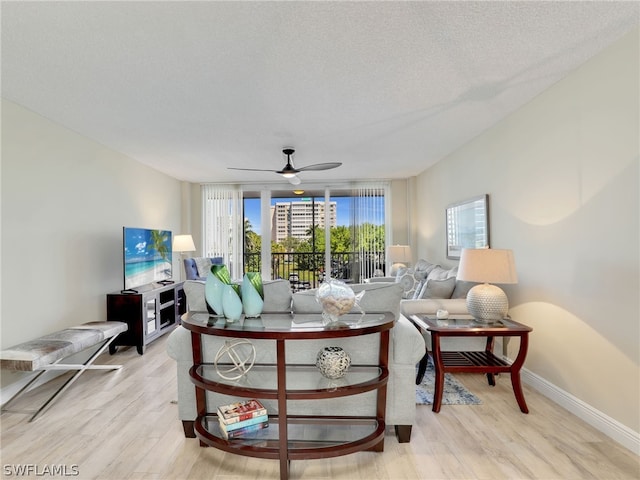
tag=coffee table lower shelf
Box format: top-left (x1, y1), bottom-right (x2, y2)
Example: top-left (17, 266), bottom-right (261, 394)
top-left (440, 350), bottom-right (510, 372)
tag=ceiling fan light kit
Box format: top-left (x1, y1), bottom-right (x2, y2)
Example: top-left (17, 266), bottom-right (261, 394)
top-left (228, 148), bottom-right (341, 183)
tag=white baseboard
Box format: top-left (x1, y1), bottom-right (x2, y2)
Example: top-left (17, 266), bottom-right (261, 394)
top-left (521, 367), bottom-right (640, 455)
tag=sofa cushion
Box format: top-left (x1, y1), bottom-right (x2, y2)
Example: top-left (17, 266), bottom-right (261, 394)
top-left (183, 279), bottom-right (292, 313)
top-left (417, 277), bottom-right (457, 299)
top-left (351, 282), bottom-right (404, 320)
top-left (262, 279), bottom-right (294, 312)
top-left (292, 282), bottom-right (404, 320)
top-left (451, 280), bottom-right (478, 299)
top-left (291, 289), bottom-right (322, 313)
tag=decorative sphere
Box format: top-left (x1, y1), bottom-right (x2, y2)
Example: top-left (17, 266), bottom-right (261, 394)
top-left (316, 346), bottom-right (351, 379)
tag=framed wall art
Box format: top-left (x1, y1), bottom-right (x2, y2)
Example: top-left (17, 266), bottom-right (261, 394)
top-left (446, 194), bottom-right (490, 259)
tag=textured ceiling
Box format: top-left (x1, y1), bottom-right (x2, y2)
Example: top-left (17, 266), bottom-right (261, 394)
top-left (2, 1), bottom-right (638, 184)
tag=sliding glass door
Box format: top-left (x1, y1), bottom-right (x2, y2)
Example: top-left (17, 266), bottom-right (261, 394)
top-left (240, 182), bottom-right (388, 287)
top-left (202, 182), bottom-right (389, 285)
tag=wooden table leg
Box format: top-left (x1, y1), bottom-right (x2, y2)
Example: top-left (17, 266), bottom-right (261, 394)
top-left (416, 352), bottom-right (429, 385)
top-left (409, 317), bottom-right (429, 384)
top-left (431, 333), bottom-right (444, 413)
top-left (510, 333), bottom-right (530, 413)
top-left (485, 336), bottom-right (496, 386)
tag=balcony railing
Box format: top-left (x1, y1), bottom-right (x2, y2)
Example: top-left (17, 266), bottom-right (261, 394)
top-left (243, 251), bottom-right (386, 291)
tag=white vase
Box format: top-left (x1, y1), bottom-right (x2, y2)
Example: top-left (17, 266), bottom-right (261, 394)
top-left (222, 285), bottom-right (243, 322)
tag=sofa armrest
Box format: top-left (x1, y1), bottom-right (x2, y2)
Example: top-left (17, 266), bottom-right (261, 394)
top-left (400, 299), bottom-right (489, 352)
top-left (392, 315), bottom-right (426, 365)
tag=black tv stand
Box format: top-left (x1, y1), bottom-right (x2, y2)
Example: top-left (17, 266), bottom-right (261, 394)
top-left (107, 282), bottom-right (185, 355)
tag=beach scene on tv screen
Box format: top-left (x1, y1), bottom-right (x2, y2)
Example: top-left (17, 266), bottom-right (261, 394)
top-left (124, 228), bottom-right (172, 289)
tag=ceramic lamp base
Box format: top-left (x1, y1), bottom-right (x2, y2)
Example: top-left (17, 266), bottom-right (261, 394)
top-left (466, 283), bottom-right (508, 323)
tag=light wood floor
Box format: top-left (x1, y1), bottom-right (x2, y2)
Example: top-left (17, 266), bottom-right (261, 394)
top-left (1, 334), bottom-right (638, 480)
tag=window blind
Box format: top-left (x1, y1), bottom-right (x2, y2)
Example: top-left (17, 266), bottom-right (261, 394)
top-left (350, 181), bottom-right (388, 281)
top-left (201, 184), bottom-right (244, 279)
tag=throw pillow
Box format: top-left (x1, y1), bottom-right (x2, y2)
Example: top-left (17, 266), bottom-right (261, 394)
top-left (194, 257), bottom-right (213, 278)
top-left (412, 280), bottom-right (425, 299)
top-left (451, 280), bottom-right (478, 299)
top-left (417, 277), bottom-right (457, 299)
top-left (426, 265), bottom-right (458, 281)
top-left (395, 267), bottom-right (422, 299)
top-left (413, 259), bottom-right (437, 280)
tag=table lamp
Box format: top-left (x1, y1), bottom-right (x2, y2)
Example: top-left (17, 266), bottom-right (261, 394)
top-left (457, 248), bottom-right (518, 323)
top-left (173, 234), bottom-right (196, 280)
top-left (387, 245), bottom-right (412, 276)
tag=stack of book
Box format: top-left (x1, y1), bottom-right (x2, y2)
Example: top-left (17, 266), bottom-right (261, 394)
top-left (217, 399), bottom-right (269, 440)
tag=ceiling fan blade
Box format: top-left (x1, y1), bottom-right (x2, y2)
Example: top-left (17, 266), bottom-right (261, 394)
top-left (296, 162), bottom-right (342, 172)
top-left (227, 167), bottom-right (279, 172)
top-left (288, 175), bottom-right (301, 185)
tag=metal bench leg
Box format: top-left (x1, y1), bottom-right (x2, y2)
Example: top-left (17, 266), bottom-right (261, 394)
top-left (1, 370), bottom-right (49, 412)
top-left (1, 336), bottom-right (122, 422)
top-left (29, 335), bottom-right (122, 422)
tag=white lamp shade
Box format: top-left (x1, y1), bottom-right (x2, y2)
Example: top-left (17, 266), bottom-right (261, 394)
top-left (457, 248), bottom-right (518, 284)
top-left (387, 245), bottom-right (412, 264)
top-left (173, 234), bottom-right (196, 253)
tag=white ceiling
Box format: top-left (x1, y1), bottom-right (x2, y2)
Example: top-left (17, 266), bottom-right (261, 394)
top-left (2, 1), bottom-right (638, 184)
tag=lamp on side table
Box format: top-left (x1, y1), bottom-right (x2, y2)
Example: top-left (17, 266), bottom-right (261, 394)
top-left (387, 245), bottom-right (412, 276)
top-left (457, 248), bottom-right (518, 323)
top-left (173, 234), bottom-right (196, 281)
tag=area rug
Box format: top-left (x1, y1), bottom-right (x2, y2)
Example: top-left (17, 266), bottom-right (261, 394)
top-left (415, 359), bottom-right (482, 405)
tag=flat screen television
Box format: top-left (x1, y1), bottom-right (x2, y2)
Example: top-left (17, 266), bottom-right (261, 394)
top-left (123, 227), bottom-right (173, 291)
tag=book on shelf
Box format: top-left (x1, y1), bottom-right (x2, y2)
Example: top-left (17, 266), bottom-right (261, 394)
top-left (220, 420), bottom-right (269, 439)
top-left (217, 399), bottom-right (267, 424)
top-left (220, 413), bottom-right (269, 431)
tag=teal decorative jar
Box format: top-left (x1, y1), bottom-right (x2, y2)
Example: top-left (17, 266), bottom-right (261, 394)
top-left (241, 272), bottom-right (264, 318)
top-left (222, 284), bottom-right (243, 322)
top-left (205, 264), bottom-right (231, 316)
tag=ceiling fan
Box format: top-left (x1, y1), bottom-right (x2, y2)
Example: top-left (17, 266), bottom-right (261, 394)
top-left (228, 148), bottom-right (341, 185)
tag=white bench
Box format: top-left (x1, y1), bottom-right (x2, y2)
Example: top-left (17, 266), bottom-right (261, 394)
top-left (0, 321), bottom-right (128, 421)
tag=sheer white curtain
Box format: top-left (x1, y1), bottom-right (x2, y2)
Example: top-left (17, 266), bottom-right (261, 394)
top-left (201, 184), bottom-right (244, 279)
top-left (350, 181), bottom-right (389, 281)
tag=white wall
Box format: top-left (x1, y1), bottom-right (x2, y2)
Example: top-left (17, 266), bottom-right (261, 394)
top-left (415, 29), bottom-right (639, 437)
top-left (1, 100), bottom-right (183, 389)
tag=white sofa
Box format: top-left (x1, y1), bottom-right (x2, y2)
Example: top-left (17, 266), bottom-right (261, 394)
top-left (166, 279), bottom-right (426, 443)
top-left (369, 259), bottom-right (486, 352)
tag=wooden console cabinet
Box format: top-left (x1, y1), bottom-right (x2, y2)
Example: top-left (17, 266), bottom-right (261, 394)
top-left (107, 282), bottom-right (185, 354)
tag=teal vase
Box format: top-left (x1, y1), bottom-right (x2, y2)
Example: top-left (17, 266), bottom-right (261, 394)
top-left (222, 284), bottom-right (243, 322)
top-left (241, 273), bottom-right (264, 318)
top-left (205, 265), bottom-right (231, 316)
